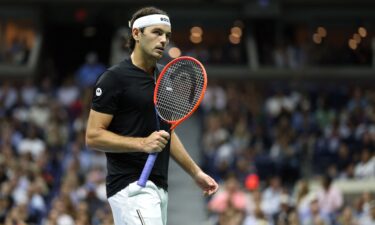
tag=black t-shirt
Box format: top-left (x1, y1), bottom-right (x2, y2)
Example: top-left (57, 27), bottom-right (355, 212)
top-left (91, 58), bottom-right (171, 198)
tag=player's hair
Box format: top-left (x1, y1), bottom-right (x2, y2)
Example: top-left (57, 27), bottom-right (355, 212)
top-left (127, 6), bottom-right (168, 52)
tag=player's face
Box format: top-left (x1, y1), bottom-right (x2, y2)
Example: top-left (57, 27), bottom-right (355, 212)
top-left (139, 25), bottom-right (171, 59)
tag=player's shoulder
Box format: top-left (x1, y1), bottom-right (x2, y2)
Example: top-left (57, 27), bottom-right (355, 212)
top-left (97, 58), bottom-right (133, 83)
top-left (95, 64), bottom-right (124, 87)
top-left (108, 58), bottom-right (133, 75)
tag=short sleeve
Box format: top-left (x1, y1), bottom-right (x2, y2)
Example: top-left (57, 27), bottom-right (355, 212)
top-left (91, 70), bottom-right (119, 114)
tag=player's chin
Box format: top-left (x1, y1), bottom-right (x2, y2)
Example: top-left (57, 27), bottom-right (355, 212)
top-left (153, 52), bottom-right (164, 60)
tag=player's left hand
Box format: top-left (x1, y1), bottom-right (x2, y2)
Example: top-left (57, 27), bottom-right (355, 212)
top-left (193, 170), bottom-right (219, 196)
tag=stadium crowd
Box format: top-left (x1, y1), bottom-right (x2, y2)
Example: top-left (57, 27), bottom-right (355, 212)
top-left (0, 76), bottom-right (111, 225)
top-left (201, 80), bottom-right (375, 225)
top-left (0, 75), bottom-right (374, 225)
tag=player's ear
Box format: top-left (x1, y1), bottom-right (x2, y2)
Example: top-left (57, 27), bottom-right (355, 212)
top-left (132, 28), bottom-right (141, 41)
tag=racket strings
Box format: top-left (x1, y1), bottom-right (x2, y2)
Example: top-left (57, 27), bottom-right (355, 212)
top-left (156, 60), bottom-right (205, 122)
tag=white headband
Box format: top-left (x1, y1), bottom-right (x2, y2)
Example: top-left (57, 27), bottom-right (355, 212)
top-left (131, 14), bottom-right (171, 29)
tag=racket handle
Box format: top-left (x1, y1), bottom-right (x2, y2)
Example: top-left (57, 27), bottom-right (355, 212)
top-left (137, 152), bottom-right (158, 187)
top-left (137, 107), bottom-right (161, 187)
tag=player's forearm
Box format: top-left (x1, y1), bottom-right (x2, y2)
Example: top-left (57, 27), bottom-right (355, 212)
top-left (170, 131), bottom-right (202, 178)
top-left (86, 127), bottom-right (143, 153)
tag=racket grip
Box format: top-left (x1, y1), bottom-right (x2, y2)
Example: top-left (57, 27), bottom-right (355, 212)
top-left (137, 152), bottom-right (158, 187)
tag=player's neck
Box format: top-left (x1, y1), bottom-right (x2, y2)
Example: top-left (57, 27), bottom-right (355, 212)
top-left (130, 51), bottom-right (156, 75)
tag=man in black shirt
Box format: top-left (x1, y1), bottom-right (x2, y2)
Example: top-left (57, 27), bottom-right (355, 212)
top-left (85, 6), bottom-right (218, 225)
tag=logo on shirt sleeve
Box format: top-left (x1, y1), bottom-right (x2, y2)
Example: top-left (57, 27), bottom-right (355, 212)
top-left (96, 88), bottom-right (102, 96)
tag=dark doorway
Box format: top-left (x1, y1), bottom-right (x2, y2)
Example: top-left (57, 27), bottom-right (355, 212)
top-left (43, 11), bottom-right (113, 84)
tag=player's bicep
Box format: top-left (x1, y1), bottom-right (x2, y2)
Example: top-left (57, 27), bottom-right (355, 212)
top-left (87, 109), bottom-right (113, 131)
top-left (86, 109), bottom-right (113, 145)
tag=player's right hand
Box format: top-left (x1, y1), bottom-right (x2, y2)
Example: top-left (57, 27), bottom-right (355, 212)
top-left (141, 131), bottom-right (170, 153)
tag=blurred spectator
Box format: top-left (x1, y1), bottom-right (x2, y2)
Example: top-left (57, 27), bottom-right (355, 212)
top-left (265, 89), bottom-right (296, 118)
top-left (317, 175), bottom-right (343, 218)
top-left (0, 81), bottom-right (18, 112)
top-left (352, 191), bottom-right (375, 222)
top-left (11, 90), bottom-right (30, 123)
top-left (202, 82), bottom-right (227, 113)
top-left (337, 206), bottom-right (359, 225)
top-left (261, 176), bottom-right (283, 219)
top-left (300, 196), bottom-right (331, 225)
top-left (354, 149), bottom-right (375, 179)
top-left (274, 193), bottom-right (292, 225)
top-left (21, 79), bottom-right (38, 106)
top-left (273, 41), bottom-right (305, 69)
top-left (315, 96), bottom-right (335, 130)
top-left (243, 206), bottom-right (269, 225)
top-left (6, 36), bottom-right (30, 65)
top-left (57, 76), bottom-right (80, 108)
top-left (287, 210), bottom-right (301, 225)
top-left (294, 180), bottom-right (312, 215)
top-left (17, 125), bottom-right (46, 160)
top-left (208, 173), bottom-right (246, 225)
top-left (347, 87), bottom-right (368, 113)
top-left (0, 194), bottom-right (12, 223)
top-left (45, 102), bottom-right (69, 151)
top-left (29, 94), bottom-right (50, 128)
top-left (4, 204), bottom-right (29, 225)
top-left (76, 52), bottom-right (106, 88)
top-left (335, 143), bottom-right (353, 177)
top-left (358, 201), bottom-right (375, 225)
top-left (208, 173), bottom-right (247, 213)
top-left (202, 113), bottom-right (230, 179)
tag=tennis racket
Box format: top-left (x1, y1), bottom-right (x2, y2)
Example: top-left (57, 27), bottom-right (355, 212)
top-left (137, 56), bottom-right (207, 187)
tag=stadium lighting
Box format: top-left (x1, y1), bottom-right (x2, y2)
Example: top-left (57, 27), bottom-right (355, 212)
top-left (168, 47), bottom-right (181, 58)
top-left (190, 35), bottom-right (202, 44)
top-left (348, 39), bottom-right (357, 50)
top-left (229, 34), bottom-right (241, 44)
top-left (190, 26), bottom-right (203, 37)
top-left (317, 26), bottom-right (327, 37)
top-left (230, 26), bottom-right (242, 38)
top-left (353, 33), bottom-right (361, 44)
top-left (358, 27), bottom-right (367, 38)
top-left (312, 33), bottom-right (322, 44)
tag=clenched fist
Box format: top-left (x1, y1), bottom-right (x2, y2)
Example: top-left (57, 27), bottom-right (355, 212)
top-left (141, 131), bottom-right (170, 153)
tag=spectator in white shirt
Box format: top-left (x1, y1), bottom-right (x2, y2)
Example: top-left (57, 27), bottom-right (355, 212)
top-left (354, 149), bottom-right (375, 179)
top-left (359, 201), bottom-right (375, 225)
top-left (56, 77), bottom-right (80, 107)
top-left (17, 125), bottom-right (46, 160)
top-left (261, 176), bottom-right (283, 219)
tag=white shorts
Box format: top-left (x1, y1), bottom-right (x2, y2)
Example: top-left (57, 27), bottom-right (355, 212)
top-left (108, 181), bottom-right (168, 225)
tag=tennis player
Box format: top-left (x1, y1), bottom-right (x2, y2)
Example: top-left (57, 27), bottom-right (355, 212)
top-left (85, 6), bottom-right (218, 225)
